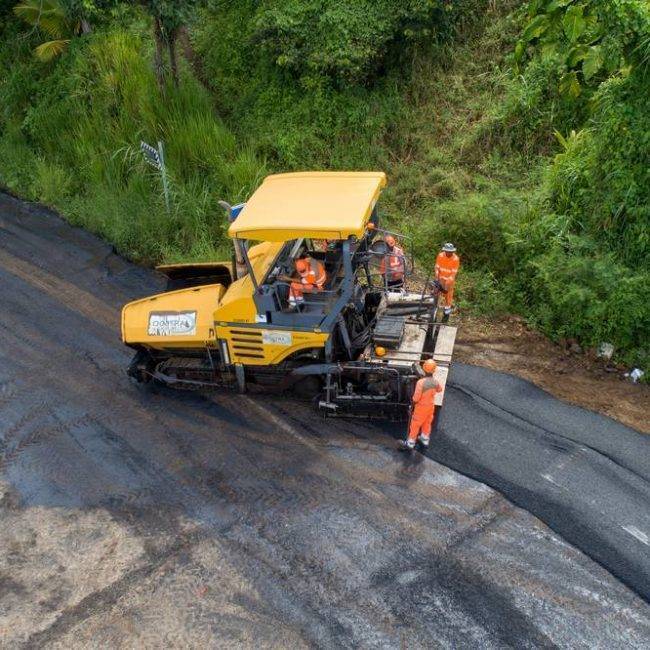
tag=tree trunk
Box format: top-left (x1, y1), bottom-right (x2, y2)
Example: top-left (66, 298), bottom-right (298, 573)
top-left (153, 17), bottom-right (166, 93)
top-left (168, 28), bottom-right (179, 88)
top-left (178, 26), bottom-right (207, 86)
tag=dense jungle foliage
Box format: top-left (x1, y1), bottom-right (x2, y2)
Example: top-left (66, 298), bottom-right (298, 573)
top-left (0, 0), bottom-right (648, 367)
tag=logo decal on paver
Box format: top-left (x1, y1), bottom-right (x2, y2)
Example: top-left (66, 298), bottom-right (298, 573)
top-left (262, 330), bottom-right (292, 346)
top-left (148, 311), bottom-right (197, 336)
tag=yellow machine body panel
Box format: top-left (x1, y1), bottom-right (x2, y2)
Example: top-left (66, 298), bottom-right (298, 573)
top-left (228, 171), bottom-right (386, 242)
top-left (122, 238), bottom-right (330, 365)
top-left (121, 284), bottom-right (224, 350)
top-left (216, 326), bottom-right (329, 365)
top-left (213, 241), bottom-right (283, 324)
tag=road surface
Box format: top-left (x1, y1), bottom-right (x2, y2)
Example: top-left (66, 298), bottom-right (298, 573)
top-left (1, 192), bottom-right (649, 648)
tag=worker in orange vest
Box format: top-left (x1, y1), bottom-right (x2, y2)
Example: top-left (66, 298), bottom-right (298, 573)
top-left (435, 243), bottom-right (460, 316)
top-left (288, 257), bottom-right (327, 306)
top-left (379, 235), bottom-right (405, 289)
top-left (400, 359), bottom-right (442, 450)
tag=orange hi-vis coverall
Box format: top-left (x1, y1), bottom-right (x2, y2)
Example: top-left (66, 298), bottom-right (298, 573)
top-left (435, 252), bottom-right (460, 308)
top-left (290, 258), bottom-right (327, 303)
top-left (408, 376), bottom-right (442, 442)
top-left (379, 244), bottom-right (406, 284)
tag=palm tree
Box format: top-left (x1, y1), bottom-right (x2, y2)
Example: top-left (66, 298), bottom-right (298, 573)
top-left (13, 0), bottom-right (90, 62)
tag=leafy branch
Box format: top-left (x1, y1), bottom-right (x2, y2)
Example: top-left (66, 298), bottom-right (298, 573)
top-left (515, 0), bottom-right (650, 98)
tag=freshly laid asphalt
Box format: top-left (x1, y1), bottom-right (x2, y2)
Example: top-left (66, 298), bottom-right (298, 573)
top-left (1, 191), bottom-right (649, 648)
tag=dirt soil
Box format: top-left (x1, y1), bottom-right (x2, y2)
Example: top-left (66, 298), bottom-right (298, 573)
top-left (455, 314), bottom-right (649, 434)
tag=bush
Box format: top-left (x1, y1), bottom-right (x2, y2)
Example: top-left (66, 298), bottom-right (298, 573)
top-left (195, 1), bottom-right (487, 170)
top-left (405, 192), bottom-right (518, 276)
top-left (457, 268), bottom-right (511, 316)
top-left (480, 54), bottom-right (589, 155)
top-left (477, 0), bottom-right (650, 363)
top-left (0, 122), bottom-right (40, 197)
top-left (548, 71), bottom-right (650, 267)
top-left (520, 240), bottom-right (649, 367)
top-left (252, 0), bottom-right (462, 85)
top-left (194, 3), bottom-right (407, 169)
top-left (515, 0), bottom-right (650, 97)
top-left (484, 0), bottom-right (650, 156)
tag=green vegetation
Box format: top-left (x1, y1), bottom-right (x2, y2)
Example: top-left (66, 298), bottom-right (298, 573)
top-left (13, 0), bottom-right (76, 62)
top-left (0, 10), bottom-right (262, 262)
top-left (0, 0), bottom-right (648, 367)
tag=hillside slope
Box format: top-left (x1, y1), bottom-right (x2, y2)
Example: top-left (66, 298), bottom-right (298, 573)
top-left (0, 0), bottom-right (648, 367)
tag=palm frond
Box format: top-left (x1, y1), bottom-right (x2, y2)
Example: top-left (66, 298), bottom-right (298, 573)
top-left (38, 14), bottom-right (67, 39)
top-left (13, 0), bottom-right (68, 38)
top-left (34, 39), bottom-right (70, 62)
top-left (13, 0), bottom-right (43, 22)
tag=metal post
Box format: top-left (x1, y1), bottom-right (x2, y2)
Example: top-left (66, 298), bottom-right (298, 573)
top-left (158, 140), bottom-right (171, 215)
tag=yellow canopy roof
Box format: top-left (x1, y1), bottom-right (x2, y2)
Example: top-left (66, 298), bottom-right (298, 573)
top-left (228, 171), bottom-right (387, 242)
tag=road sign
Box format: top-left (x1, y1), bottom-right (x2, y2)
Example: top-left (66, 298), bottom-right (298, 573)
top-left (140, 141), bottom-right (162, 169)
top-left (140, 140), bottom-right (170, 214)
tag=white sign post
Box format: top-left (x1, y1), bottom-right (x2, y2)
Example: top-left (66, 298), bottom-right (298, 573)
top-left (140, 140), bottom-right (170, 215)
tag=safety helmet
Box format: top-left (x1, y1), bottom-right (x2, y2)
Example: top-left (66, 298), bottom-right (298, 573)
top-left (385, 235), bottom-right (396, 247)
top-left (422, 359), bottom-right (437, 374)
top-left (295, 259), bottom-right (309, 274)
top-left (442, 242), bottom-right (456, 253)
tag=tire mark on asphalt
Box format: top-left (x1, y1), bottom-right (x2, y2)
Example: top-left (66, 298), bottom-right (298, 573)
top-left (622, 526), bottom-right (649, 547)
top-left (0, 248), bottom-right (118, 329)
top-left (245, 398), bottom-right (509, 549)
top-left (372, 550), bottom-right (560, 650)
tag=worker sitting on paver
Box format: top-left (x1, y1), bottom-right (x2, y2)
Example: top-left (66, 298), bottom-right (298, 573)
top-left (401, 359), bottom-right (442, 450)
top-left (379, 235), bottom-right (405, 289)
top-left (289, 256), bottom-right (327, 306)
top-left (435, 243), bottom-right (460, 316)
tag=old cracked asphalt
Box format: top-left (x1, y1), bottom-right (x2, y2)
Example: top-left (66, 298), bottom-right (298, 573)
top-left (1, 192), bottom-right (649, 648)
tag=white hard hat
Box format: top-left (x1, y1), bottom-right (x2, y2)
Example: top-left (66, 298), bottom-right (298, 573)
top-left (442, 242), bottom-right (456, 252)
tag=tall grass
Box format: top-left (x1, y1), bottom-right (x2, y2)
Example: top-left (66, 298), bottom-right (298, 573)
top-left (0, 26), bottom-right (264, 263)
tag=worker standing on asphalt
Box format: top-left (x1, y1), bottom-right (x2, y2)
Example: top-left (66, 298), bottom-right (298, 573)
top-left (401, 359), bottom-right (442, 450)
top-left (288, 256), bottom-right (327, 306)
top-left (380, 235), bottom-right (405, 289)
top-left (435, 243), bottom-right (460, 316)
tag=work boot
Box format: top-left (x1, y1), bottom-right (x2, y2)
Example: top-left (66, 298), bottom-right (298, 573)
top-left (399, 439), bottom-right (416, 451)
top-left (418, 434), bottom-right (430, 448)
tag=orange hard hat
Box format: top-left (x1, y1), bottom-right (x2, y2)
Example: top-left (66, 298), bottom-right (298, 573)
top-left (385, 235), bottom-right (396, 247)
top-left (295, 259), bottom-right (309, 274)
top-left (422, 359), bottom-right (437, 374)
